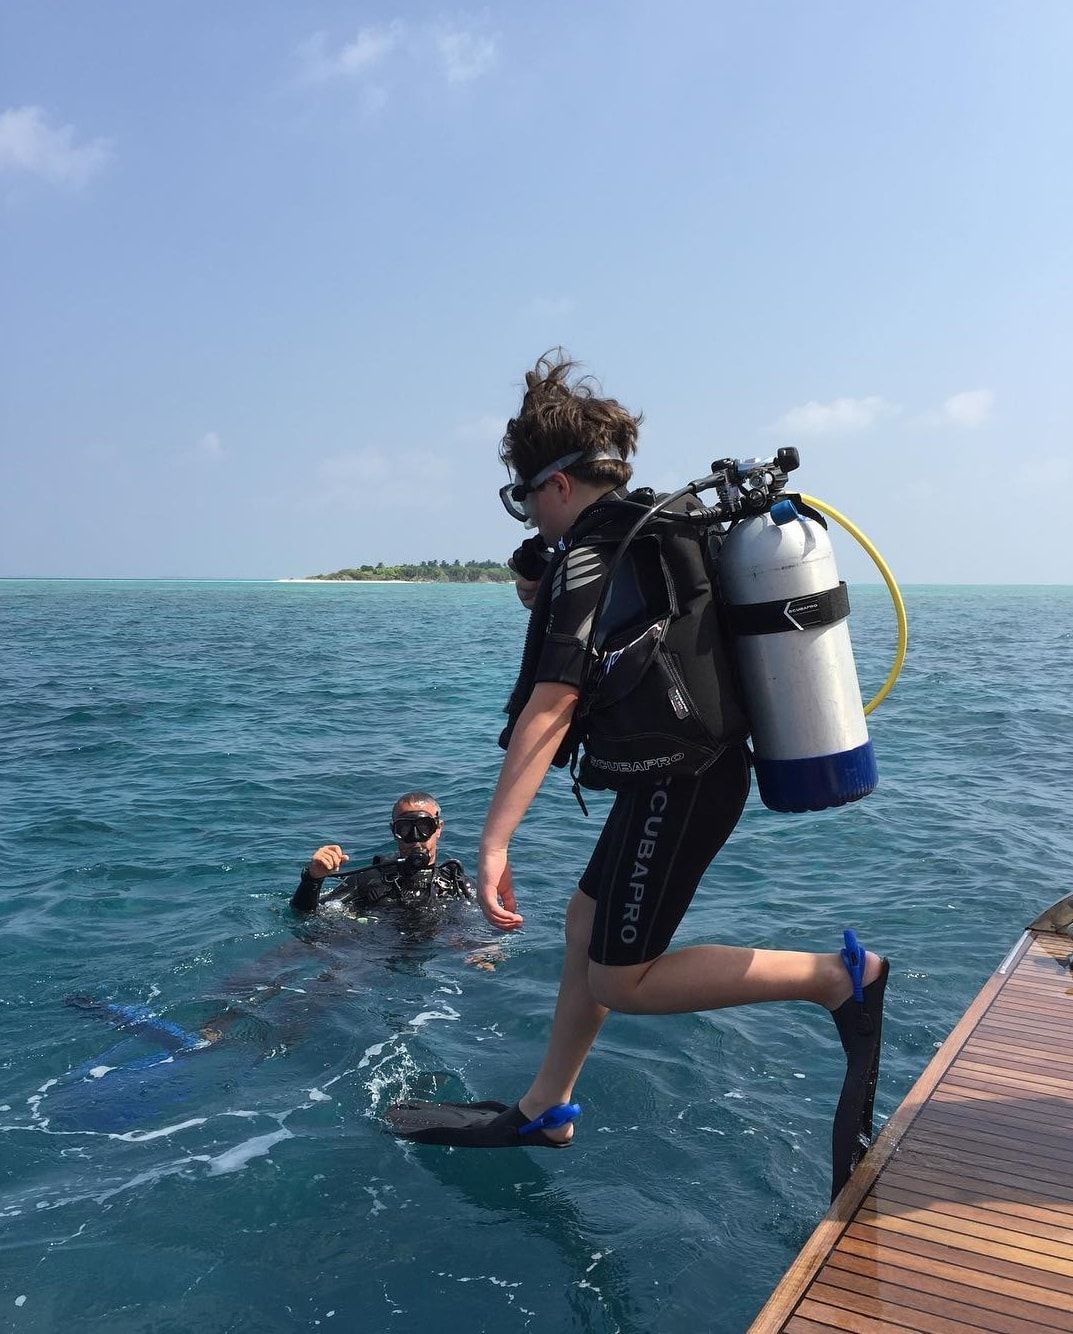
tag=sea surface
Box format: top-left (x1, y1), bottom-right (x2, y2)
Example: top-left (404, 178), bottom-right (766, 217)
top-left (1, 579), bottom-right (1071, 1333)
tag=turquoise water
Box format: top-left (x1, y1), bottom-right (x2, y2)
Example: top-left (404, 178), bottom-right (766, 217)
top-left (1, 579), bottom-right (1071, 1332)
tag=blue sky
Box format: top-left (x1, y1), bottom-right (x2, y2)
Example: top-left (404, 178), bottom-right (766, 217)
top-left (1, 2), bottom-right (1070, 582)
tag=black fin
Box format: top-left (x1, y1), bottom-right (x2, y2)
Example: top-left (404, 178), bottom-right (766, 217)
top-left (830, 958), bottom-right (890, 1200)
top-left (385, 1100), bottom-right (571, 1149)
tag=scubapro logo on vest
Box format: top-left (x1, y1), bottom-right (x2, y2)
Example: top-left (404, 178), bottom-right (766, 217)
top-left (586, 753), bottom-right (686, 774)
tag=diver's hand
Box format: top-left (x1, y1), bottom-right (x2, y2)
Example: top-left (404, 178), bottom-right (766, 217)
top-left (513, 575), bottom-right (540, 610)
top-left (478, 846), bottom-right (523, 930)
top-left (308, 844), bottom-right (348, 879)
top-left (507, 539), bottom-right (548, 610)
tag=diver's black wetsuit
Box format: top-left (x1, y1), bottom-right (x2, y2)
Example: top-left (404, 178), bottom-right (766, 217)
top-left (290, 857), bottom-right (475, 915)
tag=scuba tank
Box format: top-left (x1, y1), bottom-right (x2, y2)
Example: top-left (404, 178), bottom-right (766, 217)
top-left (719, 499), bottom-right (877, 812)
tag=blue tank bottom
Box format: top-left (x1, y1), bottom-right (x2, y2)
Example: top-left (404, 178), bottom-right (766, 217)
top-left (754, 740), bottom-right (878, 813)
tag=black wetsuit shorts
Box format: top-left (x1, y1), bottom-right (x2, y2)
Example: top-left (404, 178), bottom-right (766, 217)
top-left (580, 743), bottom-right (751, 967)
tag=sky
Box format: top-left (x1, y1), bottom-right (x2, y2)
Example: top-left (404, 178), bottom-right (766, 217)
top-left (1, 1), bottom-right (1071, 582)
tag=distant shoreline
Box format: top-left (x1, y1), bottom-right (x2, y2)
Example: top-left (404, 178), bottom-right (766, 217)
top-left (297, 560), bottom-right (515, 584)
top-left (278, 577), bottom-right (423, 584)
top-left (277, 576), bottom-right (514, 585)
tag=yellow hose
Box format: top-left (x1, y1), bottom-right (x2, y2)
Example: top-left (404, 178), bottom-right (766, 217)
top-left (798, 493), bottom-right (908, 715)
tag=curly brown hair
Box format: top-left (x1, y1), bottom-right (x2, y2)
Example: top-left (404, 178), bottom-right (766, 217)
top-left (499, 350), bottom-right (640, 488)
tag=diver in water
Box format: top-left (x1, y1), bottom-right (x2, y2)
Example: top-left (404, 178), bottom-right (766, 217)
top-left (291, 791), bottom-right (474, 914)
top-left (388, 353), bottom-right (889, 1199)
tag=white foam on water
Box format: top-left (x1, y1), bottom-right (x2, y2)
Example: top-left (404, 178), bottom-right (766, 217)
top-left (408, 1002), bottom-right (459, 1029)
top-left (200, 1126), bottom-right (292, 1175)
top-left (434, 1271), bottom-right (533, 1316)
top-left (321, 1065), bottom-right (357, 1090)
top-left (27, 1078), bottom-right (58, 1123)
top-left (96, 1160), bottom-right (193, 1203)
top-left (359, 1036), bottom-right (419, 1114)
top-left (306, 1088), bottom-right (331, 1103)
top-left (88, 1066), bottom-right (114, 1079)
top-left (436, 1271), bottom-right (520, 1290)
top-left (0, 1105), bottom-right (10, 1112)
top-left (15, 1296), bottom-right (26, 1308)
top-left (111, 1117), bottom-right (207, 1143)
top-left (357, 1042), bottom-right (388, 1070)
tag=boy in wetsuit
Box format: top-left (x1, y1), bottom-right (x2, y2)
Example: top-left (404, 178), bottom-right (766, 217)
top-left (291, 790), bottom-right (474, 914)
top-left (388, 354), bottom-right (888, 1195)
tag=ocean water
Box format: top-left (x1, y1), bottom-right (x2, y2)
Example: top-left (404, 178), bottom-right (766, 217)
top-left (1, 579), bottom-right (1071, 1333)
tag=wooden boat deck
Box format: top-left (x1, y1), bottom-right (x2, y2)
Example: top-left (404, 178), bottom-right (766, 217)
top-left (749, 898), bottom-right (1073, 1334)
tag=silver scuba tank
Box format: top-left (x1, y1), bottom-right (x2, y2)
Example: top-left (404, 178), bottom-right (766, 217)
top-left (718, 499), bottom-right (877, 813)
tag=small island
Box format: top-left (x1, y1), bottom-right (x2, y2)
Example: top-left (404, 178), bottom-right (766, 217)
top-left (303, 559), bottom-right (515, 583)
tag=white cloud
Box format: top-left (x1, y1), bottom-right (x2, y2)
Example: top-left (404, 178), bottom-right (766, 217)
top-left (297, 24), bottom-right (403, 83)
top-left (178, 431), bottom-right (225, 465)
top-left (315, 448), bottom-right (453, 509)
top-left (434, 29), bottom-right (498, 84)
top-left (771, 395), bottom-right (899, 436)
top-left (317, 449), bottom-right (392, 485)
top-left (935, 389), bottom-right (994, 428)
top-left (453, 415), bottom-right (507, 446)
top-left (523, 296), bottom-right (576, 319)
top-left (296, 21), bottom-right (497, 97)
top-left (0, 106), bottom-right (112, 188)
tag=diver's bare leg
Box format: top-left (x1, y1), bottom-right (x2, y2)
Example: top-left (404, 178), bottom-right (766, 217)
top-left (588, 944), bottom-right (884, 1015)
top-left (518, 890), bottom-right (608, 1141)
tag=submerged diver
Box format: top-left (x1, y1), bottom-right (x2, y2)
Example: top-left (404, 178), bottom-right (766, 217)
top-left (291, 791), bottom-right (474, 914)
top-left (388, 354), bottom-right (889, 1199)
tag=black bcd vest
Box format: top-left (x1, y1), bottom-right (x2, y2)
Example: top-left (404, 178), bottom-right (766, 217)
top-left (500, 489), bottom-right (750, 797)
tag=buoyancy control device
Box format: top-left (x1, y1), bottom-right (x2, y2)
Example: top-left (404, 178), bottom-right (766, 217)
top-left (572, 491), bottom-right (751, 792)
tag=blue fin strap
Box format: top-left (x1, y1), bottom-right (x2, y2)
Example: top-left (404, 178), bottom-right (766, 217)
top-left (518, 1102), bottom-right (582, 1136)
top-left (840, 929), bottom-right (866, 1005)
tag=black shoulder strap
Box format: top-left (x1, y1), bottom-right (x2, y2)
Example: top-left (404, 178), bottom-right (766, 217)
top-left (439, 859), bottom-right (472, 897)
top-left (339, 864), bottom-right (396, 906)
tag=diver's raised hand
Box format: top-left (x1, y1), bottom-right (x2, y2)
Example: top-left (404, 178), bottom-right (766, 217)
top-left (507, 537), bottom-right (549, 610)
top-left (478, 846), bottom-right (523, 930)
top-left (308, 844), bottom-right (348, 879)
top-left (513, 575), bottom-right (540, 610)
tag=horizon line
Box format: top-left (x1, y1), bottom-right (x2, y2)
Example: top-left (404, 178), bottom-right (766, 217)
top-left (2, 576), bottom-right (1071, 589)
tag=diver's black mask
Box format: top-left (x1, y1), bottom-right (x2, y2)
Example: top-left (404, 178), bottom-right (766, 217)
top-left (391, 815), bottom-right (441, 843)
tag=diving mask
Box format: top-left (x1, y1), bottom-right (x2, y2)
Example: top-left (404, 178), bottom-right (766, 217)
top-left (499, 450), bottom-right (620, 525)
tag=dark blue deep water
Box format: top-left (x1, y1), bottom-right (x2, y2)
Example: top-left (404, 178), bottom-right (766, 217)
top-left (1, 580), bottom-right (1071, 1332)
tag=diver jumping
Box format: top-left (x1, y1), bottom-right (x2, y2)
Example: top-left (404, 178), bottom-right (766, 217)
top-left (387, 353), bottom-right (891, 1198)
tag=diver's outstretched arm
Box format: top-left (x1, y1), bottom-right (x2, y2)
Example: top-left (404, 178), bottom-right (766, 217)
top-left (478, 681), bottom-right (579, 931)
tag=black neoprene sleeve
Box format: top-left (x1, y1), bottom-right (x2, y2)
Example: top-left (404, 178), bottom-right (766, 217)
top-left (290, 869), bottom-right (323, 914)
